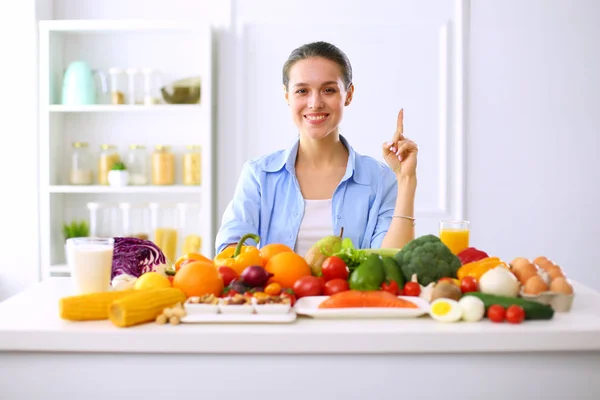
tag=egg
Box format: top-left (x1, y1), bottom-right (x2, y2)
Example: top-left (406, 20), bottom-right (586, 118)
top-left (533, 256), bottom-right (549, 266)
top-left (523, 275), bottom-right (549, 295)
top-left (547, 265), bottom-right (565, 280)
top-left (429, 298), bottom-right (463, 323)
top-left (458, 296), bottom-right (485, 322)
top-left (550, 277), bottom-right (574, 295)
top-left (511, 257), bottom-right (531, 270)
top-left (536, 259), bottom-right (555, 272)
top-left (512, 262), bottom-right (539, 285)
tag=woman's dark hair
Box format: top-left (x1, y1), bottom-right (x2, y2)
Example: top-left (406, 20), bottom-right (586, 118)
top-left (282, 41), bottom-right (353, 91)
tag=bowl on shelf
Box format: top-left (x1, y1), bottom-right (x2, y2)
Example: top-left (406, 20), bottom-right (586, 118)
top-left (160, 77), bottom-right (201, 104)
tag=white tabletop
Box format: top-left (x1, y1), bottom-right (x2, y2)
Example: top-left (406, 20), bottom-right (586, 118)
top-left (0, 277), bottom-right (599, 354)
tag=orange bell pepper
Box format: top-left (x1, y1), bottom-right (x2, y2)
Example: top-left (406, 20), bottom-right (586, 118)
top-left (457, 257), bottom-right (509, 281)
top-left (214, 233), bottom-right (263, 276)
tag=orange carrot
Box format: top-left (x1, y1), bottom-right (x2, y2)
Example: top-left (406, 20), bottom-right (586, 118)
top-left (318, 290), bottom-right (418, 309)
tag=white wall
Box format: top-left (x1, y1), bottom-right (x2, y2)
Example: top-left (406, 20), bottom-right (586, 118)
top-left (0, 0), bottom-right (598, 301)
top-left (469, 0), bottom-right (600, 290)
top-left (0, 0), bottom-right (43, 300)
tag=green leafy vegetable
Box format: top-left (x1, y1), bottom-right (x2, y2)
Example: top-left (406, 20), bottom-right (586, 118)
top-left (111, 162), bottom-right (127, 171)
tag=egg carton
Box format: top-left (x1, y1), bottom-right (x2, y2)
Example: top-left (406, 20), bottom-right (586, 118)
top-left (519, 289), bottom-right (574, 312)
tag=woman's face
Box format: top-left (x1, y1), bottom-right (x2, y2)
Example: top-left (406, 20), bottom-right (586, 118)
top-left (285, 57), bottom-right (353, 141)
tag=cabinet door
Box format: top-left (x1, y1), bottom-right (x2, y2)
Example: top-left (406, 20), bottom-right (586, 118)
top-left (232, 1), bottom-right (466, 236)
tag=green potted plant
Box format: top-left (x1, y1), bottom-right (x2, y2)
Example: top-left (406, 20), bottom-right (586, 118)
top-left (62, 220), bottom-right (89, 241)
top-left (108, 161), bottom-right (129, 186)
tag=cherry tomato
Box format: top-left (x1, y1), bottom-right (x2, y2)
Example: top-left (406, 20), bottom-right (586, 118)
top-left (264, 282), bottom-right (282, 296)
top-left (323, 278), bottom-right (350, 296)
top-left (460, 276), bottom-right (479, 293)
top-left (280, 288), bottom-right (297, 306)
top-left (403, 282), bottom-right (421, 297)
top-left (487, 304), bottom-right (506, 323)
top-left (321, 256), bottom-right (349, 281)
top-left (380, 280), bottom-right (399, 295)
top-left (505, 305), bottom-right (525, 324)
top-left (217, 266), bottom-right (238, 287)
top-left (293, 276), bottom-right (325, 298)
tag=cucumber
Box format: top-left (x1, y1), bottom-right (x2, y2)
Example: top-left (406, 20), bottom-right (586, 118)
top-left (464, 292), bottom-right (554, 320)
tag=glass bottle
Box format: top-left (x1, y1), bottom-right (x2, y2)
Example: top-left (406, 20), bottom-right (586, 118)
top-left (149, 202), bottom-right (180, 263)
top-left (151, 145), bottom-right (175, 185)
top-left (98, 144), bottom-right (120, 185)
top-left (69, 141), bottom-right (93, 185)
top-left (119, 202), bottom-right (151, 240)
top-left (182, 145), bottom-right (202, 186)
top-left (177, 202), bottom-right (203, 255)
top-left (87, 202), bottom-right (122, 238)
top-left (108, 68), bottom-right (125, 105)
top-left (126, 144), bottom-right (148, 185)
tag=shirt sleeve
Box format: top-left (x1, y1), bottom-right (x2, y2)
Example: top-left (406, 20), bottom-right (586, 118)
top-left (214, 161), bottom-right (262, 254)
top-left (369, 167), bottom-right (398, 248)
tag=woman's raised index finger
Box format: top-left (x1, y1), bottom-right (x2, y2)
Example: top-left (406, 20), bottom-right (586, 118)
top-left (392, 108), bottom-right (404, 141)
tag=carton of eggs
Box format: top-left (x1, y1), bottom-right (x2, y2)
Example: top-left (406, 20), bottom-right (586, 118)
top-left (511, 256), bottom-right (574, 312)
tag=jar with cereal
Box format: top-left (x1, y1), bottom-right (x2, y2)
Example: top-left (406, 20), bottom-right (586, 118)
top-left (182, 145), bottom-right (201, 186)
top-left (98, 144), bottom-right (120, 185)
top-left (151, 145), bottom-right (175, 185)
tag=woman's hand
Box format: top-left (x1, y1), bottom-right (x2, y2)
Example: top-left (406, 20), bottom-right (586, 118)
top-left (382, 109), bottom-right (418, 178)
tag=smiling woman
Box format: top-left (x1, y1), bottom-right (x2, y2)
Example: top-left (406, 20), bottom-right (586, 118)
top-left (215, 41), bottom-right (419, 257)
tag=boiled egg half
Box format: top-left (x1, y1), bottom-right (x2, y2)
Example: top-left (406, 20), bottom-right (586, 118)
top-left (429, 298), bottom-right (463, 322)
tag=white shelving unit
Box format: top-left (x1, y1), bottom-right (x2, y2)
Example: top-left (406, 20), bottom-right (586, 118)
top-left (38, 20), bottom-right (215, 278)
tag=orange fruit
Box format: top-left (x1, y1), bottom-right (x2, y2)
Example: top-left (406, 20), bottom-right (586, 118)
top-left (174, 252), bottom-right (213, 271)
top-left (265, 251), bottom-right (311, 289)
top-left (260, 243), bottom-right (294, 266)
top-left (172, 261), bottom-right (223, 298)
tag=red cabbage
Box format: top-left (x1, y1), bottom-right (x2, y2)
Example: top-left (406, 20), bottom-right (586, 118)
top-left (111, 237), bottom-right (166, 279)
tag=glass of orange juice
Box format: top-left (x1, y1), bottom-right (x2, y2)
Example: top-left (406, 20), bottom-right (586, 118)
top-left (439, 221), bottom-right (470, 255)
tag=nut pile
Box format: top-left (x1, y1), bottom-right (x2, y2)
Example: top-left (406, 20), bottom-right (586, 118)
top-left (155, 302), bottom-right (187, 325)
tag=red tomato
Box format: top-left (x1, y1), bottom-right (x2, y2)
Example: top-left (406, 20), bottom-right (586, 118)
top-left (293, 276), bottom-right (325, 298)
top-left (217, 266), bottom-right (238, 287)
top-left (323, 278), bottom-right (350, 296)
top-left (403, 282), bottom-right (421, 297)
top-left (460, 276), bottom-right (479, 293)
top-left (321, 256), bottom-right (349, 281)
top-left (487, 304), bottom-right (506, 323)
top-left (380, 280), bottom-right (399, 295)
top-left (280, 288), bottom-right (297, 306)
top-left (505, 305), bottom-right (525, 324)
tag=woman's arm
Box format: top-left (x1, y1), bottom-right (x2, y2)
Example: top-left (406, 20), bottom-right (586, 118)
top-left (214, 162), bottom-right (262, 254)
top-left (380, 175), bottom-right (416, 248)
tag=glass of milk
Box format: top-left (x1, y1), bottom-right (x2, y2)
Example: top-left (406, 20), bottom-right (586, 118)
top-left (65, 238), bottom-right (115, 295)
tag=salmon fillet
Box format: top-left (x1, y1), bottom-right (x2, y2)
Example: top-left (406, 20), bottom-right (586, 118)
top-left (318, 290), bottom-right (418, 309)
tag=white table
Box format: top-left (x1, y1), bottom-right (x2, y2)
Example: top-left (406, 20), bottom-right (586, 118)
top-left (1, 278), bottom-right (599, 400)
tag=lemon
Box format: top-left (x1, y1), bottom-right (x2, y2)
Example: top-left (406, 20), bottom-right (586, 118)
top-left (134, 272), bottom-right (172, 290)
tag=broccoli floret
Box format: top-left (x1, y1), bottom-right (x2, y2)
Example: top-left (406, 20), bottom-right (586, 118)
top-left (394, 234), bottom-right (461, 286)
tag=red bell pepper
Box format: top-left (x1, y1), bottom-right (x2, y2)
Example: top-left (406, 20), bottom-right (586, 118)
top-left (456, 247), bottom-right (489, 265)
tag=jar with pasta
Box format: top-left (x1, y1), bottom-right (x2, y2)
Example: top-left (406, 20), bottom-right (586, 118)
top-left (69, 141), bottom-right (93, 185)
top-left (183, 145), bottom-right (201, 186)
top-left (98, 144), bottom-right (120, 185)
top-left (151, 145), bottom-right (175, 185)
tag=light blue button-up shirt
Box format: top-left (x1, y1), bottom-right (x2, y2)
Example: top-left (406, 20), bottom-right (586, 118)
top-left (215, 135), bottom-right (398, 254)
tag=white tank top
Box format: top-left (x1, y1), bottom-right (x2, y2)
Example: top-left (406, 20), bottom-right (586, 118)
top-left (294, 199), bottom-right (334, 257)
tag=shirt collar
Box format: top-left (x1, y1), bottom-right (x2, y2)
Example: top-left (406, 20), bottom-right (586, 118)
top-left (260, 135), bottom-right (370, 185)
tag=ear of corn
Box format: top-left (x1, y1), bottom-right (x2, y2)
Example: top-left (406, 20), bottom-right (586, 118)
top-left (59, 290), bottom-right (136, 321)
top-left (108, 288), bottom-right (186, 328)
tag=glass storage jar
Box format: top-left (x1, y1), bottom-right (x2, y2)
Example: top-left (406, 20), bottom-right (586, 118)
top-left (177, 202), bottom-right (203, 255)
top-left (108, 67), bottom-right (126, 105)
top-left (119, 202), bottom-right (151, 240)
top-left (98, 144), bottom-right (120, 185)
top-left (87, 202), bottom-right (122, 238)
top-left (69, 141), bottom-right (93, 185)
top-left (126, 145), bottom-right (148, 185)
top-left (149, 202), bottom-right (180, 263)
top-left (182, 145), bottom-right (202, 186)
top-left (151, 145), bottom-right (175, 185)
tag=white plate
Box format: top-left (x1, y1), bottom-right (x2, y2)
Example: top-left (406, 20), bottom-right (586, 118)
top-left (185, 303), bottom-right (219, 315)
top-left (294, 295), bottom-right (429, 319)
top-left (181, 312), bottom-right (297, 324)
